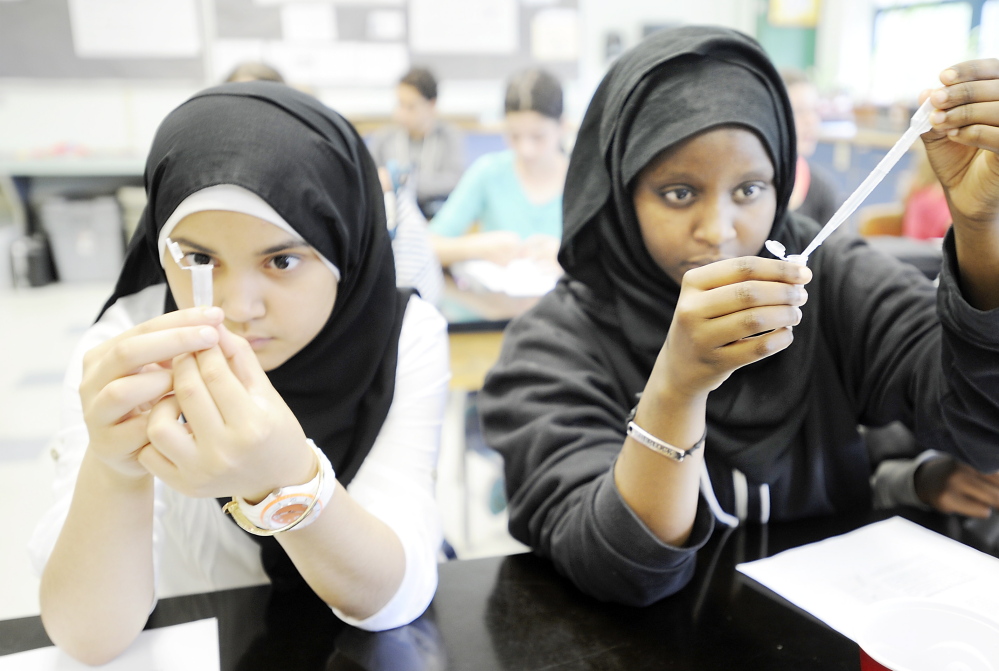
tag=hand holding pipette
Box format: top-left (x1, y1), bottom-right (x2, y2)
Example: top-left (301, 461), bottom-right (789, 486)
top-left (769, 58), bottom-right (999, 312)
top-left (767, 98), bottom-right (935, 266)
top-left (909, 59), bottom-right (999, 312)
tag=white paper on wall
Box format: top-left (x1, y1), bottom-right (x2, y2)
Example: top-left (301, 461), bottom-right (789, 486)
top-left (368, 9), bottom-right (406, 41)
top-left (68, 0), bottom-right (201, 58)
top-left (281, 3), bottom-right (337, 43)
top-left (263, 41), bottom-right (407, 86)
top-left (409, 0), bottom-right (517, 54)
top-left (530, 8), bottom-right (579, 61)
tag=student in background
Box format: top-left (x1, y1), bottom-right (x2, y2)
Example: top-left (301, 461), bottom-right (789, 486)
top-left (900, 143), bottom-right (952, 240)
top-left (368, 67), bottom-right (466, 219)
top-left (478, 26), bottom-right (999, 606)
top-left (429, 68), bottom-right (567, 269)
top-left (781, 68), bottom-right (842, 227)
top-left (30, 82), bottom-right (448, 664)
top-left (225, 61), bottom-right (285, 84)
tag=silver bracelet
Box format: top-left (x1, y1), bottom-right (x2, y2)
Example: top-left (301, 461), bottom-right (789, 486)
top-left (626, 421), bottom-right (706, 462)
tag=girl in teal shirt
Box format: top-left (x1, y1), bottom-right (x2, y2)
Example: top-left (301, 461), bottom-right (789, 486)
top-left (430, 69), bottom-right (566, 268)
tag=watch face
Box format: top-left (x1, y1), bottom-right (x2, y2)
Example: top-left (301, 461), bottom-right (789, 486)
top-left (267, 495), bottom-right (317, 527)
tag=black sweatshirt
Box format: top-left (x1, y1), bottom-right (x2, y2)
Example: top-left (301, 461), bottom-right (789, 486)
top-left (479, 232), bottom-right (999, 606)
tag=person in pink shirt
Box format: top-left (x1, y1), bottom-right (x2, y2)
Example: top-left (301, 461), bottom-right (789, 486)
top-left (902, 146), bottom-right (951, 239)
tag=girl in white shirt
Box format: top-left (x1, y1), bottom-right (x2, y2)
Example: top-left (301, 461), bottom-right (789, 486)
top-left (30, 81), bottom-right (449, 665)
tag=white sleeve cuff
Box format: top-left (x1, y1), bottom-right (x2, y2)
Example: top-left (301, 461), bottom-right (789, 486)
top-left (328, 537), bottom-right (439, 631)
top-left (870, 449), bottom-right (944, 510)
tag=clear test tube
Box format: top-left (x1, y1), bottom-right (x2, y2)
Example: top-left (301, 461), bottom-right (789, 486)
top-left (166, 238), bottom-right (214, 308)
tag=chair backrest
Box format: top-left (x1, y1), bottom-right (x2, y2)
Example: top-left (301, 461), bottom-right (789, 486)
top-left (858, 203), bottom-right (904, 237)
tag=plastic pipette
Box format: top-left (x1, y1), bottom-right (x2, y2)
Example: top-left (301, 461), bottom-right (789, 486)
top-left (166, 238), bottom-right (214, 307)
top-left (766, 97), bottom-right (936, 266)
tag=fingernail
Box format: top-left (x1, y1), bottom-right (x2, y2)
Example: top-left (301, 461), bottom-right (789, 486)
top-left (199, 326), bottom-right (218, 341)
top-left (931, 89), bottom-right (947, 104)
top-left (203, 306), bottom-right (223, 320)
top-left (948, 128), bottom-right (959, 137)
top-left (942, 68), bottom-right (958, 84)
top-left (931, 110), bottom-right (947, 124)
top-left (795, 307), bottom-right (803, 324)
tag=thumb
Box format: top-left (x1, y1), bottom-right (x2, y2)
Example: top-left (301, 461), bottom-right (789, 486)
top-left (217, 324), bottom-right (268, 390)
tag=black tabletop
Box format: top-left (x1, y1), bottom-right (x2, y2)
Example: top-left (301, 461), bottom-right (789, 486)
top-left (3, 508), bottom-right (995, 670)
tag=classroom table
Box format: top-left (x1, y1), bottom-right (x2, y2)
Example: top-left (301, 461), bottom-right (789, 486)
top-left (3, 507), bottom-right (995, 670)
top-left (436, 274), bottom-right (539, 391)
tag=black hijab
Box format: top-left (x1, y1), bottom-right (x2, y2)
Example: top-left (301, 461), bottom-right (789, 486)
top-left (558, 26), bottom-right (822, 481)
top-left (102, 81), bottom-right (407, 490)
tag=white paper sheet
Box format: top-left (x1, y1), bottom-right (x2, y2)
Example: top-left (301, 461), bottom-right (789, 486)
top-left (736, 517), bottom-right (999, 641)
top-left (0, 618), bottom-right (219, 671)
top-left (409, 0), bottom-right (517, 54)
top-left (450, 259), bottom-right (558, 297)
top-left (67, 0), bottom-right (201, 58)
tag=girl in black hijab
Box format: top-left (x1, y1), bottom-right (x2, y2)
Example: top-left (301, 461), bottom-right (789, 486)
top-left (33, 82), bottom-right (449, 664)
top-left (479, 26), bottom-right (999, 606)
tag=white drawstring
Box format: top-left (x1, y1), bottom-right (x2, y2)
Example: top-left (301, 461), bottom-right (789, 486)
top-left (759, 483), bottom-right (771, 524)
top-left (700, 461), bottom-right (739, 527)
top-left (733, 468), bottom-right (749, 522)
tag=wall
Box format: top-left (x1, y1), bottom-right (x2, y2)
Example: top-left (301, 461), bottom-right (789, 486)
top-left (4, 0), bottom-right (942, 163)
top-left (0, 0), bottom-right (757, 161)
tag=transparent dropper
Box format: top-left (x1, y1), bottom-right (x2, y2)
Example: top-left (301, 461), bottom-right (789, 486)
top-left (766, 97), bottom-right (936, 266)
top-left (166, 238), bottom-right (214, 307)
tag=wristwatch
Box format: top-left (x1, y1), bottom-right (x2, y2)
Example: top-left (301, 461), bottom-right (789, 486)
top-left (225, 440), bottom-right (336, 535)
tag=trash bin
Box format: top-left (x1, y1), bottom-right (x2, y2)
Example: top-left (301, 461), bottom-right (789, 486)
top-left (40, 196), bottom-right (124, 283)
top-left (10, 232), bottom-right (54, 287)
top-left (0, 224), bottom-right (17, 289)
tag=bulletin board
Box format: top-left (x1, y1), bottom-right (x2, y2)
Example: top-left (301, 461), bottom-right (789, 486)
top-left (0, 0), bottom-right (579, 84)
top-left (0, 0), bottom-right (204, 79)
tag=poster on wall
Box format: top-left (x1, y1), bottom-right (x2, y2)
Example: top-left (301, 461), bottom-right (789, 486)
top-left (409, 0), bottom-right (517, 54)
top-left (68, 0), bottom-right (201, 58)
top-left (263, 41), bottom-right (407, 86)
top-left (531, 8), bottom-right (579, 61)
top-left (768, 0), bottom-right (820, 28)
top-left (281, 3), bottom-right (337, 43)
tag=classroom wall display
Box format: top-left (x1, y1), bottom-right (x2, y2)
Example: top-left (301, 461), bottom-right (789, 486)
top-left (0, 0), bottom-right (204, 79)
top-left (0, 0), bottom-right (579, 85)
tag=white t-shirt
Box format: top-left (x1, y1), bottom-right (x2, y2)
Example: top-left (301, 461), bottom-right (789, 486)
top-left (29, 286), bottom-right (450, 631)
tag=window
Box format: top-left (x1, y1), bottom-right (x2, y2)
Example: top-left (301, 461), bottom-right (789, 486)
top-left (870, 2), bottom-right (973, 104)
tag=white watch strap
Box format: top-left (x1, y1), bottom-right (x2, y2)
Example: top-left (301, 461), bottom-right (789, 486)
top-left (234, 440), bottom-right (336, 531)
